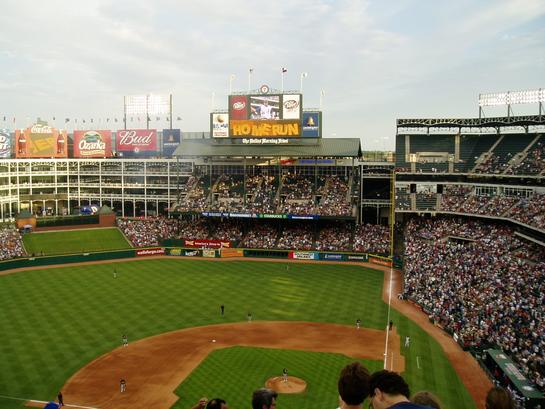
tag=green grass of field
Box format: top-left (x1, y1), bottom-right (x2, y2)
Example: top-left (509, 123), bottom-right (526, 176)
top-left (0, 259), bottom-right (475, 409)
top-left (22, 228), bottom-right (131, 256)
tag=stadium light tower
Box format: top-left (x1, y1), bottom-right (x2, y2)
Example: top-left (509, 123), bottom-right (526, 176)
top-left (124, 94), bottom-right (172, 129)
top-left (478, 88), bottom-right (544, 119)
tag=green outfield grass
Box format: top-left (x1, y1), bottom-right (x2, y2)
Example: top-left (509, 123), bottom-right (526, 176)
top-left (177, 347), bottom-right (384, 409)
top-left (0, 259), bottom-right (475, 409)
top-left (22, 228), bottom-right (131, 255)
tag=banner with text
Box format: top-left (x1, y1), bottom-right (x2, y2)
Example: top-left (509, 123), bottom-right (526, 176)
top-left (302, 112), bottom-right (321, 138)
top-left (289, 251), bottom-right (318, 260)
top-left (136, 248), bottom-right (165, 257)
top-left (211, 114), bottom-right (229, 138)
top-left (184, 239), bottom-right (231, 249)
top-left (0, 129), bottom-right (11, 158)
top-left (73, 130), bottom-right (113, 158)
top-left (230, 119), bottom-right (300, 137)
top-left (162, 129), bottom-right (181, 157)
top-left (220, 248), bottom-right (244, 258)
top-left (116, 129), bottom-right (157, 157)
top-left (282, 94), bottom-right (301, 120)
top-left (16, 123), bottom-right (67, 158)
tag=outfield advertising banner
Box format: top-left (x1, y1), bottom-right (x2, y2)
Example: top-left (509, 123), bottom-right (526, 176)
top-left (0, 129), bottom-right (11, 158)
top-left (202, 249), bottom-right (216, 258)
top-left (369, 257), bottom-right (392, 267)
top-left (282, 95), bottom-right (301, 120)
top-left (184, 239), bottom-right (231, 249)
top-left (211, 114), bottom-right (229, 138)
top-left (16, 123), bottom-right (67, 158)
top-left (322, 253), bottom-right (344, 261)
top-left (136, 248), bottom-right (165, 257)
top-left (347, 254), bottom-right (368, 262)
top-left (220, 248), bottom-right (244, 258)
top-left (289, 251), bottom-right (318, 260)
top-left (73, 130), bottom-right (112, 158)
top-left (162, 129), bottom-right (181, 157)
top-left (302, 112), bottom-right (321, 138)
top-left (116, 129), bottom-right (157, 156)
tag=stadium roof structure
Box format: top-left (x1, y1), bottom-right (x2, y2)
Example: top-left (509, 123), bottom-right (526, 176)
top-left (173, 138), bottom-right (362, 158)
top-left (397, 114), bottom-right (545, 129)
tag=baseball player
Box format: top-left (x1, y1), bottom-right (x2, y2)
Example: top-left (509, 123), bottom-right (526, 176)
top-left (122, 334), bottom-right (128, 347)
top-left (120, 379), bottom-right (126, 393)
top-left (356, 318), bottom-right (361, 329)
top-left (282, 368), bottom-right (288, 383)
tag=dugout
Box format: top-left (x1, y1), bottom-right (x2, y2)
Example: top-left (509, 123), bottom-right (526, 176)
top-left (482, 349), bottom-right (544, 408)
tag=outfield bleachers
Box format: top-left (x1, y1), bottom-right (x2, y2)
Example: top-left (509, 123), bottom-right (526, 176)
top-left (455, 134), bottom-right (497, 172)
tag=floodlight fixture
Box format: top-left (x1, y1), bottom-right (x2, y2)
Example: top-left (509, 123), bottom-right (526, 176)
top-left (123, 94), bottom-right (173, 129)
top-left (479, 88), bottom-right (544, 107)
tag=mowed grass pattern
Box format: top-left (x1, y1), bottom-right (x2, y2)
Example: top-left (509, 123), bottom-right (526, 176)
top-left (0, 259), bottom-right (475, 409)
top-left (176, 347), bottom-right (384, 409)
top-left (22, 228), bottom-right (131, 255)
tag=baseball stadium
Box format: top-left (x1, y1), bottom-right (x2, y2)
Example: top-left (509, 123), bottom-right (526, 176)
top-left (0, 87), bottom-right (544, 409)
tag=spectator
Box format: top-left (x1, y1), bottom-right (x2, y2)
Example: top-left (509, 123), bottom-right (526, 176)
top-left (337, 362), bottom-right (370, 409)
top-left (485, 387), bottom-right (515, 409)
top-left (252, 388), bottom-right (277, 409)
top-left (411, 391), bottom-right (443, 409)
top-left (369, 370), bottom-right (428, 408)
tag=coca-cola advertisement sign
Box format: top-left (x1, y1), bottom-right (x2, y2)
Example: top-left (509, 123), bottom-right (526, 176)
top-left (116, 129), bottom-right (157, 154)
top-left (73, 130), bottom-right (112, 158)
top-left (16, 122), bottom-right (67, 158)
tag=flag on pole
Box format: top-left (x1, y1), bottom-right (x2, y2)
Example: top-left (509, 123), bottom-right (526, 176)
top-left (282, 67), bottom-right (287, 73)
top-left (249, 68), bottom-right (254, 73)
top-left (301, 72), bottom-right (308, 78)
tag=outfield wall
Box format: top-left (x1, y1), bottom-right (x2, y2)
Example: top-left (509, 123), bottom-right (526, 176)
top-left (0, 246), bottom-right (391, 272)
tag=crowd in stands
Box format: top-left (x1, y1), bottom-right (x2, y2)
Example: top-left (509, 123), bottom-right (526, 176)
top-left (0, 226), bottom-right (25, 260)
top-left (474, 152), bottom-right (512, 174)
top-left (507, 140), bottom-right (545, 175)
top-left (315, 224), bottom-right (352, 251)
top-left (403, 216), bottom-right (545, 392)
top-left (353, 224), bottom-right (390, 255)
top-left (116, 217), bottom-right (178, 247)
top-left (115, 216), bottom-right (392, 255)
top-left (172, 171), bottom-right (354, 217)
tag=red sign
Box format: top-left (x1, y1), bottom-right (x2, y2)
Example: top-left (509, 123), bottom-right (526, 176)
top-left (116, 129), bottom-right (157, 152)
top-left (184, 239), bottom-right (231, 249)
top-left (229, 96), bottom-right (248, 120)
top-left (73, 130), bottom-right (112, 158)
top-left (16, 124), bottom-right (68, 158)
top-left (136, 248), bottom-right (165, 257)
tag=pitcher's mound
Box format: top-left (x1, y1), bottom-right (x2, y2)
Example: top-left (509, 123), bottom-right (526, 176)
top-left (265, 376), bottom-right (307, 394)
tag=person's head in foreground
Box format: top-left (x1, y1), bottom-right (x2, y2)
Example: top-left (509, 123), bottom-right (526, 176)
top-left (337, 361), bottom-right (370, 408)
top-left (206, 398), bottom-right (228, 409)
top-left (369, 370), bottom-right (428, 409)
top-left (252, 388), bottom-right (278, 409)
top-left (485, 387), bottom-right (515, 409)
top-left (411, 391), bottom-right (443, 409)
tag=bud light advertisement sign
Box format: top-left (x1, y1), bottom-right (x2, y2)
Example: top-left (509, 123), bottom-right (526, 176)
top-left (73, 130), bottom-right (112, 158)
top-left (0, 129), bottom-right (11, 158)
top-left (162, 129), bottom-right (180, 157)
top-left (116, 129), bottom-right (157, 157)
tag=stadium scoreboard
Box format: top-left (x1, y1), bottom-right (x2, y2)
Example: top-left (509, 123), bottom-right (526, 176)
top-left (211, 86), bottom-right (322, 139)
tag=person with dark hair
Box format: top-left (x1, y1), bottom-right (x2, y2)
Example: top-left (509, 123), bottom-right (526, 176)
top-left (411, 391), bottom-right (442, 409)
top-left (368, 370), bottom-right (427, 408)
top-left (485, 387), bottom-right (515, 409)
top-left (337, 362), bottom-right (370, 409)
top-left (252, 388), bottom-right (278, 409)
top-left (206, 398), bottom-right (228, 409)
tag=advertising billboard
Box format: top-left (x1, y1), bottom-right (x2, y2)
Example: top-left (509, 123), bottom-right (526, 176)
top-left (211, 114), bottom-right (229, 138)
top-left (230, 119), bottom-right (300, 137)
top-left (0, 129), bottom-right (11, 158)
top-left (16, 123), bottom-right (67, 158)
top-left (229, 95), bottom-right (248, 120)
top-left (73, 130), bottom-right (113, 158)
top-left (282, 94), bottom-right (301, 120)
top-left (162, 129), bottom-right (181, 157)
top-left (116, 129), bottom-right (157, 156)
top-left (302, 112), bottom-right (321, 138)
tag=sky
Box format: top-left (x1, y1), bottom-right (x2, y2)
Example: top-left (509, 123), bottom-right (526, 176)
top-left (1, 0), bottom-right (544, 150)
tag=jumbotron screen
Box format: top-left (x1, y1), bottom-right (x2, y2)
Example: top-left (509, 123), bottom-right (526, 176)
top-left (219, 92), bottom-right (304, 138)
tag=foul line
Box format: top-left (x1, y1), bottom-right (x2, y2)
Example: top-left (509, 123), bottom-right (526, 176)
top-left (417, 355), bottom-right (421, 369)
top-left (0, 394), bottom-right (100, 409)
top-left (383, 265), bottom-right (393, 369)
